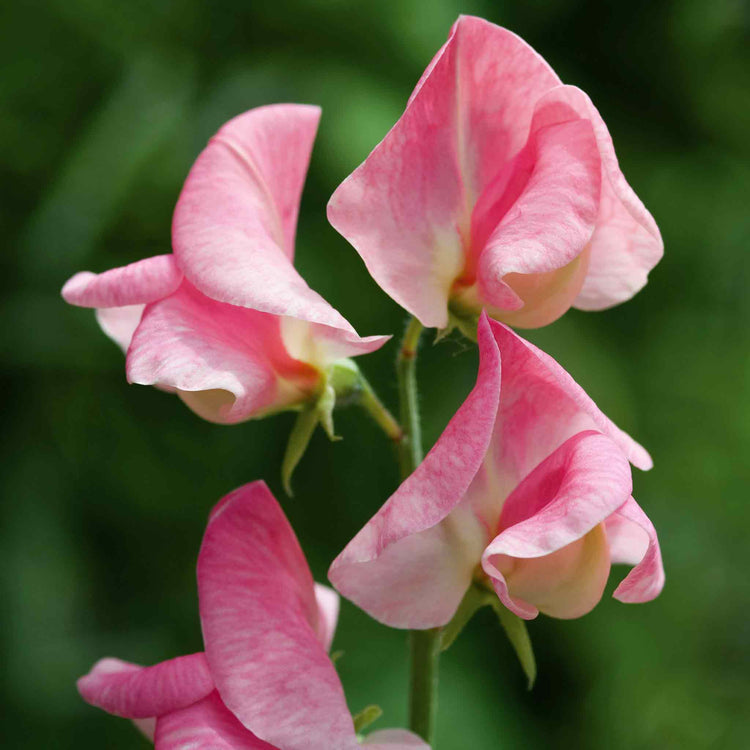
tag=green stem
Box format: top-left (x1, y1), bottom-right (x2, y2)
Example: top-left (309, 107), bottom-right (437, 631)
top-left (408, 628), bottom-right (441, 743)
top-left (357, 375), bottom-right (403, 443)
top-left (396, 317), bottom-right (424, 478)
top-left (394, 317), bottom-right (439, 744)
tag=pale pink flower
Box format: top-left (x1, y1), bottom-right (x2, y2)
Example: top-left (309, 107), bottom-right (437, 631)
top-left (328, 16), bottom-right (663, 330)
top-left (329, 313), bottom-right (663, 626)
top-left (78, 482), bottom-right (428, 750)
top-left (62, 105), bottom-right (388, 424)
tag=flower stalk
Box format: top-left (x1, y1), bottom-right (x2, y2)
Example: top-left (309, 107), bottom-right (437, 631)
top-left (393, 317), bottom-right (440, 744)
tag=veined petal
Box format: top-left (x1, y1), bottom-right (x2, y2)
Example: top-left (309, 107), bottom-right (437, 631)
top-left (482, 431), bottom-right (631, 619)
top-left (155, 692), bottom-right (277, 750)
top-left (524, 85), bottom-right (663, 310)
top-left (471, 119), bottom-right (599, 327)
top-left (486, 319), bottom-right (652, 483)
top-left (173, 104), bottom-right (355, 331)
top-left (328, 316), bottom-right (501, 628)
top-left (77, 653), bottom-right (213, 719)
top-left (126, 282), bottom-right (320, 424)
top-left (609, 496), bottom-right (665, 603)
top-left (328, 17), bottom-right (560, 329)
top-left (280, 317), bottom-right (389, 369)
top-left (198, 482), bottom-right (357, 750)
top-left (62, 255), bottom-right (182, 308)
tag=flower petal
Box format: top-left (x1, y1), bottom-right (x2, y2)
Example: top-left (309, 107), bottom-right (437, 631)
top-left (173, 104), bottom-right (355, 331)
top-left (524, 84), bottom-right (663, 310)
top-left (155, 692), bottom-right (276, 750)
top-left (198, 482), bottom-right (357, 750)
top-left (314, 583), bottom-right (340, 654)
top-left (95, 304), bottom-right (145, 353)
top-left (481, 430), bottom-right (630, 619)
top-left (62, 255), bottom-right (182, 308)
top-left (77, 653), bottom-right (213, 719)
top-left (363, 728), bottom-right (431, 748)
top-left (126, 282), bottom-right (319, 424)
top-left (471, 118), bottom-right (600, 327)
top-left (329, 316), bottom-right (501, 628)
top-left (328, 17), bottom-right (560, 329)
top-left (488, 524), bottom-right (611, 619)
top-left (609, 496), bottom-right (665, 603)
top-left (486, 318), bottom-right (653, 479)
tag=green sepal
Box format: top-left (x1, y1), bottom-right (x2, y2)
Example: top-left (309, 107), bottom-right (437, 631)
top-left (352, 704), bottom-right (382, 734)
top-left (281, 383), bottom-right (340, 495)
top-left (440, 584), bottom-right (491, 651)
top-left (436, 310), bottom-right (480, 343)
top-left (440, 584), bottom-right (536, 689)
top-left (281, 405), bottom-right (320, 496)
top-left (489, 597), bottom-right (537, 690)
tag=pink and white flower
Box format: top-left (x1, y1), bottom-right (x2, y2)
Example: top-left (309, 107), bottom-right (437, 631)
top-left (62, 105), bottom-right (388, 424)
top-left (77, 482), bottom-right (428, 750)
top-left (329, 314), bottom-right (664, 626)
top-left (328, 16), bottom-right (663, 330)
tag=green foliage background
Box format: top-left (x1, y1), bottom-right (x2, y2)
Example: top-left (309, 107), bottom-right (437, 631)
top-left (2, 0), bottom-right (748, 747)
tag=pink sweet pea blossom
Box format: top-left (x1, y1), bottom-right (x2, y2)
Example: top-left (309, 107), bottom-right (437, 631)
top-left (62, 105), bottom-right (388, 424)
top-left (329, 314), bottom-right (664, 626)
top-left (328, 16), bottom-right (663, 330)
top-left (77, 481), bottom-right (428, 750)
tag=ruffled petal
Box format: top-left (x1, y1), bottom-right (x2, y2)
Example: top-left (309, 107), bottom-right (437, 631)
top-left (77, 653), bottom-right (213, 719)
top-left (486, 319), bottom-right (652, 483)
top-left (328, 17), bottom-right (559, 328)
top-left (470, 117), bottom-right (599, 327)
top-left (62, 255), bottom-right (182, 308)
top-left (126, 282), bottom-right (320, 424)
top-left (522, 85), bottom-right (663, 310)
top-left (481, 430), bottom-right (631, 618)
top-left (329, 316), bottom-right (501, 628)
top-left (198, 482), bottom-right (357, 750)
top-left (173, 104), bottom-right (357, 332)
top-left (609, 496), bottom-right (665, 603)
top-left (155, 692), bottom-right (276, 750)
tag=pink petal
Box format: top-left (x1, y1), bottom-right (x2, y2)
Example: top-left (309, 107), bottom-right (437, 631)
top-left (609, 496), bottom-right (665, 603)
top-left (126, 282), bottom-right (320, 424)
top-left (363, 728), bottom-right (431, 748)
top-left (198, 482), bottom-right (357, 750)
top-left (487, 524), bottom-right (611, 620)
top-left (155, 692), bottom-right (277, 750)
top-left (173, 104), bottom-right (355, 331)
top-left (77, 653), bottom-right (213, 719)
top-left (487, 318), bottom-right (653, 478)
top-left (95, 304), bottom-right (145, 353)
top-left (280, 318), bottom-right (389, 366)
top-left (328, 317), bottom-right (502, 628)
top-left (526, 85), bottom-right (663, 310)
top-left (482, 430), bottom-right (631, 619)
top-left (327, 17), bottom-right (560, 328)
top-left (470, 117), bottom-right (600, 327)
top-left (62, 255), bottom-right (182, 308)
top-left (314, 583), bottom-right (340, 654)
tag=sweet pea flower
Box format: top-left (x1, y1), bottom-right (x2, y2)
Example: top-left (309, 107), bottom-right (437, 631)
top-left (328, 16), bottom-right (663, 331)
top-left (329, 314), bottom-right (664, 626)
top-left (77, 481), bottom-right (429, 750)
top-left (62, 105), bottom-right (388, 424)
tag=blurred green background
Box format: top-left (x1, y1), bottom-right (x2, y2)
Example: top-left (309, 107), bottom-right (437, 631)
top-left (2, 0), bottom-right (748, 747)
